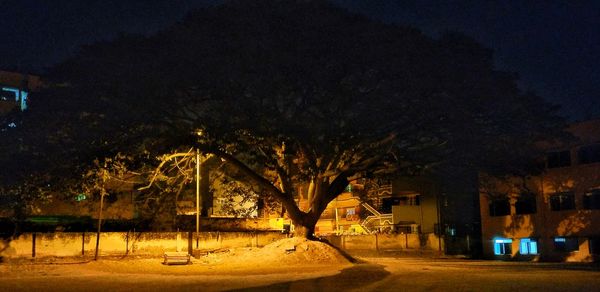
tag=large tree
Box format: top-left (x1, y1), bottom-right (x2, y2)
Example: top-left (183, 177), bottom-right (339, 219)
top-left (2, 0), bottom-right (566, 238)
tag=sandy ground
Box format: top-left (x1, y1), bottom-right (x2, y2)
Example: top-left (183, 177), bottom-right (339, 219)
top-left (2, 244), bottom-right (600, 291)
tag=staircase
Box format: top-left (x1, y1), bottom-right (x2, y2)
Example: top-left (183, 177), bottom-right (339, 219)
top-left (360, 202), bottom-right (393, 233)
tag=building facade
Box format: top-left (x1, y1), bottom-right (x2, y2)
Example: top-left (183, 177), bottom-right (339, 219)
top-left (310, 176), bottom-right (480, 256)
top-left (480, 119), bottom-right (600, 262)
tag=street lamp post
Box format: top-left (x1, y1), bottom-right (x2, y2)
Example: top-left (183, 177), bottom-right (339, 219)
top-left (94, 170), bottom-right (107, 261)
top-left (196, 150), bottom-right (201, 248)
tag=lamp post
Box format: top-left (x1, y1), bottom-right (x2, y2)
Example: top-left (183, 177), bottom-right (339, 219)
top-left (196, 150), bottom-right (201, 248)
top-left (94, 169), bottom-right (107, 261)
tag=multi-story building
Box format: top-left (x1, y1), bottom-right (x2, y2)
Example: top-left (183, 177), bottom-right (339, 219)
top-left (312, 179), bottom-right (435, 236)
top-left (314, 190), bottom-right (366, 235)
top-left (480, 119), bottom-right (600, 262)
top-left (311, 175), bottom-right (481, 255)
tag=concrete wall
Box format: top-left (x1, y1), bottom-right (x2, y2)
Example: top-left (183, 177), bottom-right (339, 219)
top-left (0, 231), bottom-right (444, 259)
top-left (480, 166), bottom-right (600, 262)
top-left (0, 231), bottom-right (287, 258)
top-left (479, 120), bottom-right (600, 262)
top-left (325, 233), bottom-right (443, 252)
top-left (392, 177), bottom-right (440, 233)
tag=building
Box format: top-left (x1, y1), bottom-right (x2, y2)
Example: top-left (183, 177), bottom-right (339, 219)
top-left (310, 175), bottom-right (480, 255)
top-left (0, 70), bottom-right (42, 115)
top-left (480, 119), bottom-right (600, 262)
top-left (387, 175), bottom-right (480, 255)
top-left (314, 190), bottom-right (366, 235)
top-left (311, 179), bottom-right (427, 236)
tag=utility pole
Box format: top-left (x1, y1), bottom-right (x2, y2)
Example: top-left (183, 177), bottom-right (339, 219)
top-left (95, 170), bottom-right (107, 261)
top-left (196, 150), bottom-right (201, 248)
top-left (436, 192), bottom-right (444, 253)
top-left (334, 198), bottom-right (339, 234)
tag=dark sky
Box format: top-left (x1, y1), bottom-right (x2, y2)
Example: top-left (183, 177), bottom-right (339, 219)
top-left (1, 0), bottom-right (599, 120)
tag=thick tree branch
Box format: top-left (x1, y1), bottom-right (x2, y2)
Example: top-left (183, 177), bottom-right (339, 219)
top-left (199, 145), bottom-right (305, 221)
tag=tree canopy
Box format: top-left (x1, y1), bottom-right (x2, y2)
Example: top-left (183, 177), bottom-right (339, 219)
top-left (0, 0), bottom-right (567, 237)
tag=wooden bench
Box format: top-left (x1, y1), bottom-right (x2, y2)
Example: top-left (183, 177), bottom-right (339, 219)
top-left (163, 252), bottom-right (191, 265)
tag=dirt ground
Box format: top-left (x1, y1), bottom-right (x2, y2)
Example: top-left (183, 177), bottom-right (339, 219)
top-left (2, 242), bottom-right (600, 291)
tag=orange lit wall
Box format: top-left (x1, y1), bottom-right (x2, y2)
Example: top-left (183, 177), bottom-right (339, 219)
top-left (480, 119), bottom-right (600, 262)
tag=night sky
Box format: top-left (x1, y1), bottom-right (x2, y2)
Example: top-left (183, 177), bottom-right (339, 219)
top-left (1, 0), bottom-right (599, 120)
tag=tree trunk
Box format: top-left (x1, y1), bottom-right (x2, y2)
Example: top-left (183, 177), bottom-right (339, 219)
top-left (288, 182), bottom-right (338, 240)
top-left (293, 222), bottom-right (316, 239)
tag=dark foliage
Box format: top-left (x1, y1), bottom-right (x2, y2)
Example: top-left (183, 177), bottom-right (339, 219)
top-left (0, 0), bottom-right (567, 236)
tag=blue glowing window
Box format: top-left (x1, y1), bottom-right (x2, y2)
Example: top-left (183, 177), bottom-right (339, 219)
top-left (1, 87), bottom-right (28, 110)
top-left (519, 238), bottom-right (538, 255)
top-left (554, 237), bottom-right (579, 252)
top-left (495, 238), bottom-right (512, 243)
top-left (494, 238), bottom-right (512, 255)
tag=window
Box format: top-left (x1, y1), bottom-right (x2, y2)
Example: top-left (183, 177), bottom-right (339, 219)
top-left (583, 190), bottom-right (600, 210)
top-left (447, 227), bottom-right (456, 236)
top-left (515, 193), bottom-right (536, 214)
top-left (381, 198), bottom-right (394, 213)
top-left (344, 184), bottom-right (353, 193)
top-left (398, 195), bottom-right (420, 206)
top-left (0, 87), bottom-right (28, 110)
top-left (554, 237), bottom-right (579, 252)
top-left (494, 238), bottom-right (512, 255)
top-left (382, 195), bottom-right (420, 212)
top-left (549, 192), bottom-right (575, 211)
top-left (578, 144), bottom-right (600, 164)
top-left (345, 208), bottom-right (358, 221)
top-left (589, 237), bottom-right (600, 255)
top-left (0, 87), bottom-right (17, 100)
top-left (519, 238), bottom-right (538, 255)
top-left (547, 150), bottom-right (571, 168)
top-left (489, 198), bottom-right (510, 216)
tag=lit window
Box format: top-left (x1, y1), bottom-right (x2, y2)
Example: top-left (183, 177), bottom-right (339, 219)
top-left (346, 208), bottom-right (355, 216)
top-left (0, 87), bottom-right (17, 101)
top-left (1, 87), bottom-right (28, 110)
top-left (554, 237), bottom-right (579, 252)
top-left (519, 238), bottom-right (538, 255)
top-left (345, 208), bottom-right (358, 221)
top-left (549, 192), bottom-right (575, 211)
top-left (583, 189), bottom-right (600, 210)
top-left (494, 238), bottom-right (512, 255)
top-left (447, 227), bottom-right (456, 236)
top-left (344, 184), bottom-right (353, 192)
top-left (74, 193), bottom-right (87, 202)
